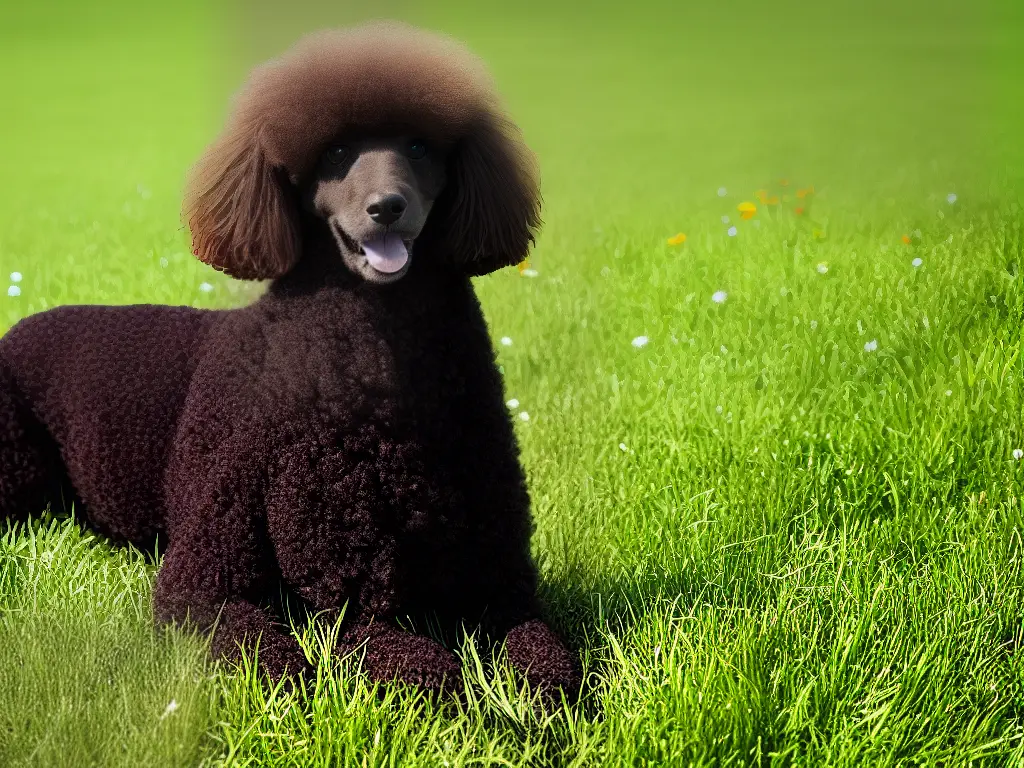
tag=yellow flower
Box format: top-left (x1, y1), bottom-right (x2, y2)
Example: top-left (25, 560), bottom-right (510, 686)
top-left (517, 259), bottom-right (531, 274)
top-left (796, 186), bottom-right (815, 199)
top-left (737, 202), bottom-right (757, 220)
top-left (667, 233), bottom-right (687, 245)
top-left (813, 229), bottom-right (827, 240)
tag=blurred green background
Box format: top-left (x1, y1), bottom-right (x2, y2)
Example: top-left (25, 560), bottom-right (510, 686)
top-left (2, 0), bottom-right (1021, 302)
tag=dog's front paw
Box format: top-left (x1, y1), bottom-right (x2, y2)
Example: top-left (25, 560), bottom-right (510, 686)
top-left (505, 619), bottom-right (581, 703)
top-left (252, 630), bottom-right (313, 684)
top-left (340, 623), bottom-right (463, 698)
top-left (210, 603), bottom-right (312, 684)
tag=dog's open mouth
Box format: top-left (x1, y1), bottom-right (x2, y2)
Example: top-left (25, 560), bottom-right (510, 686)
top-left (333, 222), bottom-right (413, 276)
top-left (362, 234), bottom-right (412, 274)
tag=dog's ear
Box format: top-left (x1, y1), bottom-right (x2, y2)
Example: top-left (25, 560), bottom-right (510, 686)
top-left (428, 113), bottom-right (541, 276)
top-left (183, 121), bottom-right (300, 280)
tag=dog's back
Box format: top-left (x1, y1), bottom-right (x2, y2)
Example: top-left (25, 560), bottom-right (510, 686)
top-left (0, 304), bottom-right (216, 546)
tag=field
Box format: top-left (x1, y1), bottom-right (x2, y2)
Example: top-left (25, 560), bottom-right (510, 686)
top-left (2, 1), bottom-right (1024, 765)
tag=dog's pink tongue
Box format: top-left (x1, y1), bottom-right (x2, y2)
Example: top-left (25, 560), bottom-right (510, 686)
top-left (362, 234), bottom-right (409, 274)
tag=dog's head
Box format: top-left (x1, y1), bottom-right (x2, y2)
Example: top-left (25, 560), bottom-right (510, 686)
top-left (184, 22), bottom-right (540, 284)
top-left (303, 133), bottom-right (446, 284)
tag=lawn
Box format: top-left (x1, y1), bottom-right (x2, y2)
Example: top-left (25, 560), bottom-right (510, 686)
top-left (2, 0), bottom-right (1024, 765)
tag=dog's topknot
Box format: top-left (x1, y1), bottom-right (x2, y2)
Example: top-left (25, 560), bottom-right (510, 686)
top-left (239, 22), bottom-right (498, 176)
top-left (184, 21), bottom-right (540, 281)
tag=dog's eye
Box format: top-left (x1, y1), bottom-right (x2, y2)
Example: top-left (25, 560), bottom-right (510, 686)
top-left (325, 145), bottom-right (349, 165)
top-left (407, 141), bottom-right (427, 160)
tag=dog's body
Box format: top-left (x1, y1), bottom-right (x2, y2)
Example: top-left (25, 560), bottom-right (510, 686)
top-left (0, 23), bottom-right (578, 696)
top-left (0, 303), bottom-right (210, 545)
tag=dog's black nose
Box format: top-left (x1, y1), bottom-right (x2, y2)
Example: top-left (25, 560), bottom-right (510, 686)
top-left (366, 193), bottom-right (407, 226)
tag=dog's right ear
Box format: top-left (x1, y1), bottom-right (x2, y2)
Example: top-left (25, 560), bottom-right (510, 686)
top-left (183, 121), bottom-right (300, 280)
top-left (424, 111), bottom-right (541, 276)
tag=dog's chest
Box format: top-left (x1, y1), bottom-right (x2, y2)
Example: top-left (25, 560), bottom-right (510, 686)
top-left (254, 287), bottom-right (517, 610)
top-left (268, 294), bottom-right (479, 423)
top-left (262, 301), bottom-right (486, 505)
top-left (262, 318), bottom-right (492, 609)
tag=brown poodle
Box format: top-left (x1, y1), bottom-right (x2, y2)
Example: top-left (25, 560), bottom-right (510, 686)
top-left (0, 22), bottom-right (579, 698)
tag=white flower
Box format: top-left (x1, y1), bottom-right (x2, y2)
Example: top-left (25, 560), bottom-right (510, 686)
top-left (161, 699), bottom-right (178, 719)
top-left (717, 187), bottom-right (728, 197)
top-left (816, 263), bottom-right (828, 274)
top-left (715, 405), bottom-right (723, 414)
top-left (945, 390), bottom-right (952, 396)
top-left (518, 411), bottom-right (530, 421)
top-left (631, 335), bottom-right (649, 348)
top-left (500, 336), bottom-right (513, 346)
top-left (619, 442), bottom-right (628, 452)
top-left (1013, 448), bottom-right (1023, 461)
top-left (721, 215), bottom-right (730, 224)
top-left (727, 226), bottom-right (737, 237)
top-left (947, 193), bottom-right (957, 204)
top-left (9, 272), bottom-right (22, 283)
top-left (912, 257), bottom-right (923, 267)
top-left (780, 286), bottom-right (788, 296)
top-left (506, 398), bottom-right (519, 409)
top-left (864, 339), bottom-right (878, 352)
top-left (521, 269), bottom-right (539, 278)
top-left (7, 285), bottom-right (20, 297)
top-left (199, 282), bottom-right (214, 293)
top-left (810, 320), bottom-right (818, 330)
top-left (159, 257), bottom-right (169, 268)
top-left (712, 290), bottom-right (728, 304)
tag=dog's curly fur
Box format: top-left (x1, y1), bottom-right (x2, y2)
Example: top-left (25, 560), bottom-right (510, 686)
top-left (0, 22), bottom-right (579, 697)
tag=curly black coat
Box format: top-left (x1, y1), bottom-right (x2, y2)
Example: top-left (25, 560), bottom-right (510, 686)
top-left (0, 22), bottom-right (579, 697)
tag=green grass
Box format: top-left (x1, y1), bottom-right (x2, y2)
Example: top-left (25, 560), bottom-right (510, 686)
top-left (2, 0), bottom-right (1024, 765)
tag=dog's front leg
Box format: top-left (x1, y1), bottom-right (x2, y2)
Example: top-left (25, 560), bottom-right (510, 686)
top-left (460, 534), bottom-right (582, 700)
top-left (158, 429), bottom-right (310, 682)
top-left (154, 542), bottom-right (310, 682)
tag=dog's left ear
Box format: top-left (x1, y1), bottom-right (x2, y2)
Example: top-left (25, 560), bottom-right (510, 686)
top-left (183, 119), bottom-right (300, 281)
top-left (426, 113), bottom-right (541, 275)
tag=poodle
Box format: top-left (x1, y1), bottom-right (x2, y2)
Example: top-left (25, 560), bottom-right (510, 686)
top-left (0, 22), bottom-right (579, 697)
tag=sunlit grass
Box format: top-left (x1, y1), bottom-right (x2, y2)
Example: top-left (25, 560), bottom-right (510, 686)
top-left (2, 0), bottom-right (1024, 765)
